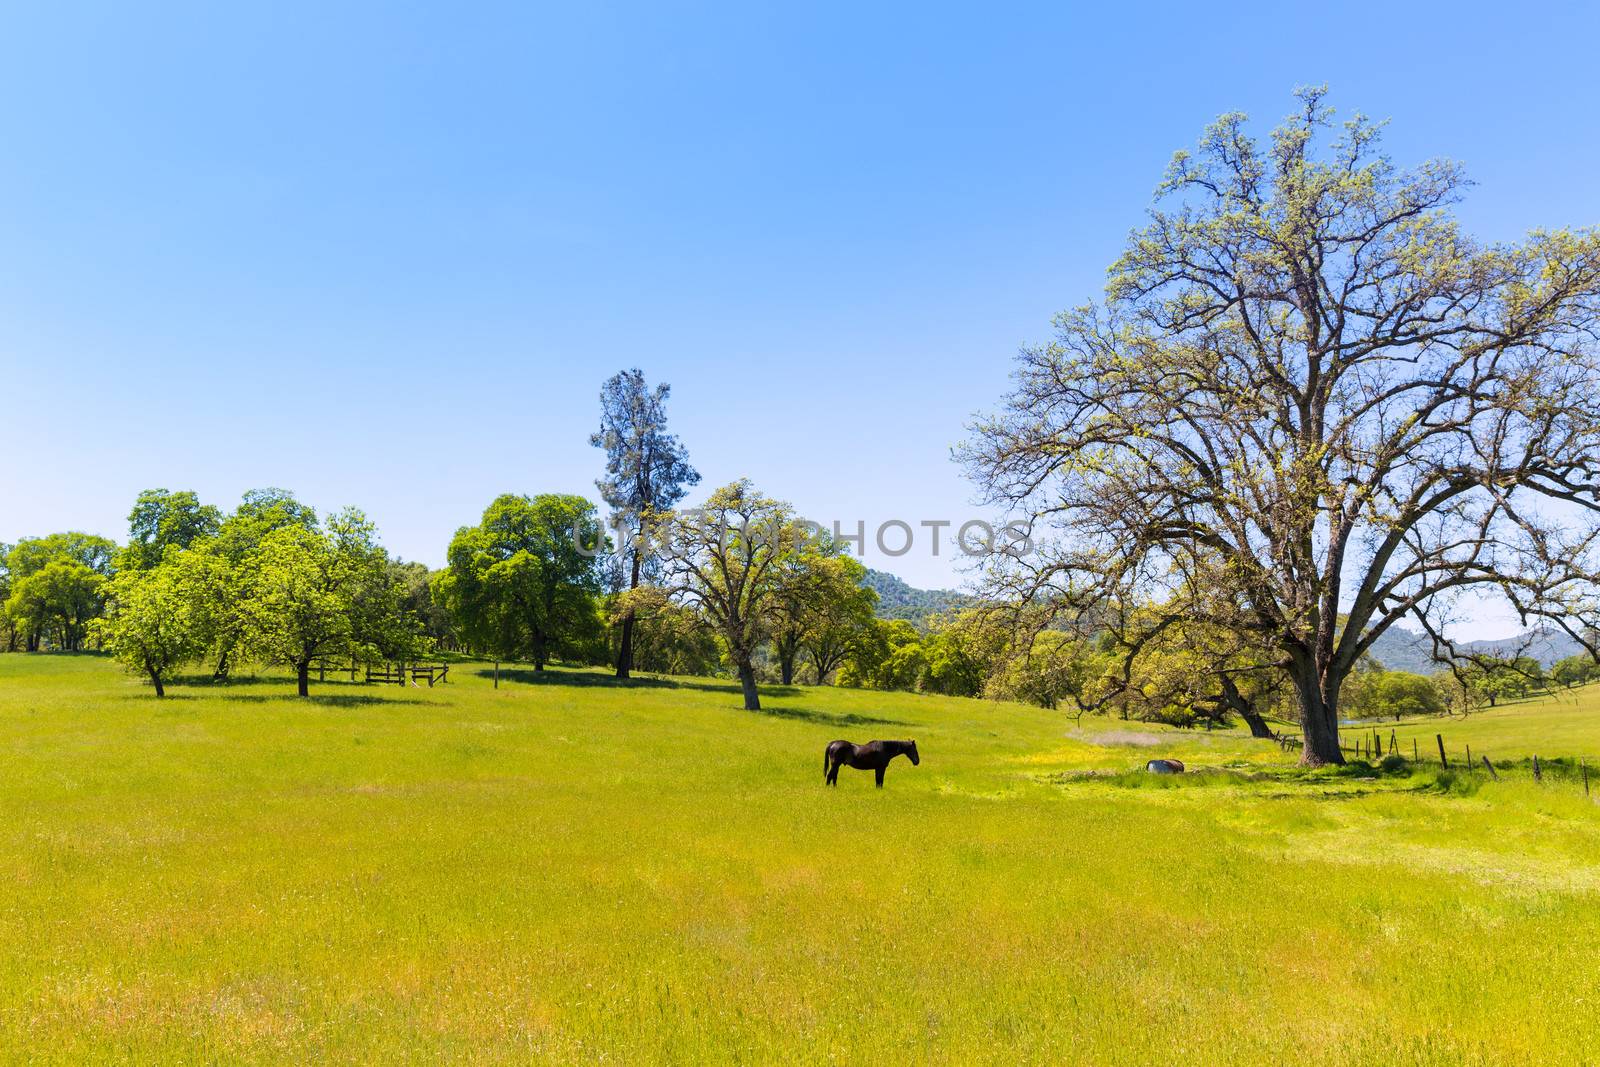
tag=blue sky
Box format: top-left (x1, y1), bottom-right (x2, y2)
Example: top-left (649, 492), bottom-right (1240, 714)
top-left (3, 2), bottom-right (1597, 636)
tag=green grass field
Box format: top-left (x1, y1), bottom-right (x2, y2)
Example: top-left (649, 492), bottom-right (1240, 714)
top-left (2, 654), bottom-right (1599, 1064)
top-left (1367, 684), bottom-right (1600, 773)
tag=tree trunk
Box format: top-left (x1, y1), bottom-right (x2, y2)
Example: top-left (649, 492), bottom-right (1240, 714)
top-left (147, 663), bottom-right (165, 698)
top-left (1294, 671), bottom-right (1345, 766)
top-left (737, 660), bottom-right (761, 711)
top-left (616, 552), bottom-right (642, 679)
top-left (616, 611), bottom-right (636, 679)
top-left (296, 661), bottom-right (310, 698)
top-left (1218, 676), bottom-right (1273, 739)
top-left (1239, 708), bottom-right (1272, 739)
top-left (213, 643), bottom-right (233, 681)
top-left (779, 652), bottom-right (794, 686)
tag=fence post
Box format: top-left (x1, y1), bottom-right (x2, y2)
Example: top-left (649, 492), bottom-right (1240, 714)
top-left (1390, 730), bottom-right (1398, 756)
top-left (494, 661), bottom-right (499, 689)
top-left (1466, 743), bottom-right (1472, 770)
top-left (1437, 734), bottom-right (1448, 770)
top-left (1481, 755), bottom-right (1499, 780)
top-left (1413, 738), bottom-right (1419, 762)
top-left (1584, 759), bottom-right (1590, 797)
top-left (1533, 755), bottom-right (1542, 782)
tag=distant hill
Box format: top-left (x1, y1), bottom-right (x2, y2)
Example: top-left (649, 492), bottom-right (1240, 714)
top-left (862, 569), bottom-right (973, 628)
top-left (1366, 626), bottom-right (1583, 674)
top-left (856, 574), bottom-right (1586, 666)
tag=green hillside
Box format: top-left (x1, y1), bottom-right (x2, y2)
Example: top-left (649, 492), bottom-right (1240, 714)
top-left (862, 568), bottom-right (973, 627)
top-left (1, 654), bottom-right (1598, 1063)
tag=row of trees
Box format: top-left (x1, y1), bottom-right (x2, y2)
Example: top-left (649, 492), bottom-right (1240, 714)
top-left (433, 479), bottom-right (882, 711)
top-left (12, 489), bottom-right (443, 697)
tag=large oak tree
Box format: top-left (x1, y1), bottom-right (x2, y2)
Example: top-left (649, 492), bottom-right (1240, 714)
top-left (963, 90), bottom-right (1600, 764)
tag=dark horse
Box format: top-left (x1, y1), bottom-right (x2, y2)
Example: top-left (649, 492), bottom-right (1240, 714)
top-left (824, 739), bottom-right (920, 787)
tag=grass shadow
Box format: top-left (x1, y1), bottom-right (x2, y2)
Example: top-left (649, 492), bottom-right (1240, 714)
top-left (753, 704), bottom-right (909, 728)
top-left (196, 693), bottom-right (434, 708)
top-left (476, 667), bottom-right (802, 699)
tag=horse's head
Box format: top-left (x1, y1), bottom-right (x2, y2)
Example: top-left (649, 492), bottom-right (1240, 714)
top-left (905, 739), bottom-right (920, 766)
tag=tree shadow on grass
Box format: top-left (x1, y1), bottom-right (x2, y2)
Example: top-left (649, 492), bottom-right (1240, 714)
top-left (132, 692), bottom-right (433, 708)
top-left (476, 667), bottom-right (802, 699)
top-left (244, 693), bottom-right (436, 708)
top-left (753, 705), bottom-right (909, 728)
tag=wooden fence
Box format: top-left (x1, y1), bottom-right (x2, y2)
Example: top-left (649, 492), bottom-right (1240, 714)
top-left (309, 659), bottom-right (451, 688)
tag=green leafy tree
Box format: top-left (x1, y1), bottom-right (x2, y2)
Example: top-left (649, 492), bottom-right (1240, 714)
top-left (768, 534), bottom-right (877, 685)
top-left (797, 557), bottom-right (878, 685)
top-left (3, 534), bottom-right (117, 651)
top-left (96, 549), bottom-right (221, 696)
top-left (838, 618), bottom-right (924, 691)
top-left (392, 560), bottom-right (456, 650)
top-left (1553, 654), bottom-right (1599, 689)
top-left (986, 630), bottom-right (1105, 714)
top-left (0, 544), bottom-right (14, 652)
top-left (658, 480), bottom-right (795, 710)
top-left (591, 369), bottom-right (700, 679)
top-left (1374, 671), bottom-right (1447, 720)
top-left (204, 489), bottom-right (320, 679)
top-left (239, 509), bottom-right (416, 696)
top-left (436, 494), bottom-right (607, 670)
top-left (1458, 655), bottom-right (1545, 709)
top-left (121, 489), bottom-right (222, 570)
top-left (921, 611), bottom-right (1010, 698)
top-left (963, 89), bottom-right (1600, 764)
top-left (605, 585), bottom-right (721, 676)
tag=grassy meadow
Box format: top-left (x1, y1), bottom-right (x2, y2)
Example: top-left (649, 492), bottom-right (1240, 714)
top-left (2, 654), bottom-right (1599, 1064)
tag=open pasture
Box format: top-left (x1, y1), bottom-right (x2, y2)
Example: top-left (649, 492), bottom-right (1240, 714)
top-left (2, 654), bottom-right (1599, 1064)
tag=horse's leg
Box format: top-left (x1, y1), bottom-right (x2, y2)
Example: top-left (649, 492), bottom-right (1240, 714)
top-left (875, 765), bottom-right (885, 788)
top-left (827, 759), bottom-right (838, 786)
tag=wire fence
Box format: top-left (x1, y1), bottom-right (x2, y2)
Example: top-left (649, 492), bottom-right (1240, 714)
top-left (1338, 725), bottom-right (1592, 794)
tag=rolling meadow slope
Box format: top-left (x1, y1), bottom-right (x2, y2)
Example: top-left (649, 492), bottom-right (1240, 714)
top-left (1, 654), bottom-right (1598, 1064)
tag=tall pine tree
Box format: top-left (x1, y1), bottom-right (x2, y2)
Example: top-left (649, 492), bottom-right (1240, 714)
top-left (591, 369), bottom-right (699, 678)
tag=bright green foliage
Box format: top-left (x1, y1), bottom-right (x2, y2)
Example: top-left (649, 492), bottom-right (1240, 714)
top-left (96, 549), bottom-right (220, 695)
top-left (1374, 671), bottom-right (1447, 720)
top-left (919, 611), bottom-right (1010, 698)
top-left (1553, 654), bottom-right (1600, 689)
top-left (121, 489), bottom-right (222, 570)
top-left (2, 533), bottom-right (117, 652)
top-left (436, 494), bottom-right (607, 670)
top-left (604, 586), bottom-right (721, 676)
top-left (795, 553), bottom-right (877, 685)
top-left (0, 544), bottom-right (12, 652)
top-left (1460, 656), bottom-right (1548, 709)
top-left (1342, 663), bottom-right (1446, 720)
top-left (768, 533), bottom-right (877, 685)
top-left (986, 629), bottom-right (1106, 711)
top-left (4, 532), bottom-right (117, 579)
top-left (202, 488), bottom-right (321, 679)
top-left (390, 559), bottom-right (455, 649)
top-left (238, 509), bottom-right (419, 696)
top-left (837, 618), bottom-right (924, 690)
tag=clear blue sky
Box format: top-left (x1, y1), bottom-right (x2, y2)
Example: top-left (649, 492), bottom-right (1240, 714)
top-left (3, 2), bottom-right (1597, 636)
